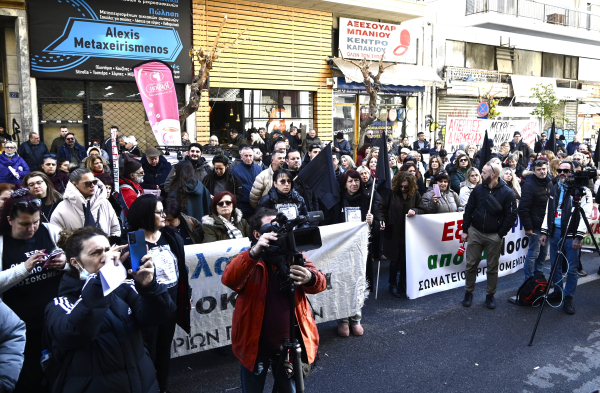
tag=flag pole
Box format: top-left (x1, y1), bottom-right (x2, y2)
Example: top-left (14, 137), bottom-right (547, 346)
top-left (368, 176), bottom-right (376, 214)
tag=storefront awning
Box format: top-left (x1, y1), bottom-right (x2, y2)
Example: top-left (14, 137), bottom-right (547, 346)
top-left (334, 77), bottom-right (424, 94)
top-left (556, 87), bottom-right (588, 101)
top-left (510, 75), bottom-right (557, 103)
top-left (332, 58), bottom-right (444, 88)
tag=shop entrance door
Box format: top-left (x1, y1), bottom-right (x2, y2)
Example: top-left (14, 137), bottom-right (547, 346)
top-left (209, 101), bottom-right (244, 144)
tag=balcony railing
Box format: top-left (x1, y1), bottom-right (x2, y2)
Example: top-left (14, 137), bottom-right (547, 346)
top-left (466, 0), bottom-right (600, 32)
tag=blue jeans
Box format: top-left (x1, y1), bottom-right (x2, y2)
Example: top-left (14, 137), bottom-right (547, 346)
top-left (548, 228), bottom-right (579, 298)
top-left (523, 229), bottom-right (549, 282)
top-left (240, 354), bottom-right (296, 393)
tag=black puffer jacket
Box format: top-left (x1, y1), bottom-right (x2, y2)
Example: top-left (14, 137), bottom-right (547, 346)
top-left (462, 179), bottom-right (518, 238)
top-left (44, 274), bottom-right (175, 393)
top-left (518, 174), bottom-right (551, 231)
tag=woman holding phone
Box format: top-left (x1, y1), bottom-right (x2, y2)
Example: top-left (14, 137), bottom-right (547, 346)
top-left (422, 172), bottom-right (463, 214)
top-left (127, 195), bottom-right (191, 393)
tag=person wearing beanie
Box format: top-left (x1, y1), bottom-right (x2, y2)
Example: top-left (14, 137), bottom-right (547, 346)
top-left (140, 147), bottom-right (172, 190)
top-left (202, 153), bottom-right (243, 201)
top-left (119, 155), bottom-right (145, 209)
top-left (334, 132), bottom-right (351, 156)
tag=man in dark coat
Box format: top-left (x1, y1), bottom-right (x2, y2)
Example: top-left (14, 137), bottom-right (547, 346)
top-left (140, 147), bottom-right (172, 190)
top-left (286, 126), bottom-right (302, 151)
top-left (228, 130), bottom-right (247, 158)
top-left (17, 132), bottom-right (49, 171)
top-left (287, 149), bottom-right (318, 212)
top-left (50, 126), bottom-right (69, 154)
top-left (518, 160), bottom-right (551, 283)
top-left (509, 131), bottom-right (533, 167)
top-left (412, 132), bottom-right (431, 155)
top-left (231, 146), bottom-right (262, 218)
top-left (534, 132), bottom-right (548, 153)
top-left (56, 133), bottom-right (87, 166)
top-left (566, 134), bottom-right (581, 155)
top-left (164, 143), bottom-right (211, 192)
top-left (334, 132), bottom-right (352, 156)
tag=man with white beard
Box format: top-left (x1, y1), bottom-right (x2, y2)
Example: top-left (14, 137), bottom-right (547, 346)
top-left (119, 158), bottom-right (145, 209)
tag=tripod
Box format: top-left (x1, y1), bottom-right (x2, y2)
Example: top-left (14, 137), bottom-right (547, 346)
top-left (272, 253), bottom-right (305, 393)
top-left (528, 191), bottom-right (600, 346)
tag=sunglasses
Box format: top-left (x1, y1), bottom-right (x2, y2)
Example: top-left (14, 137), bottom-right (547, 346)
top-left (217, 200), bottom-right (233, 207)
top-left (459, 158), bottom-right (469, 163)
top-left (278, 179), bottom-right (292, 185)
top-left (81, 180), bottom-right (98, 187)
top-left (400, 185), bottom-right (410, 190)
top-left (66, 138), bottom-right (74, 141)
top-left (556, 168), bottom-right (571, 174)
top-left (13, 199), bottom-right (42, 211)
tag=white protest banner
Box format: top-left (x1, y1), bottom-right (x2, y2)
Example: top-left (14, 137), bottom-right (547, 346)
top-left (406, 212), bottom-right (528, 299)
top-left (444, 117), bottom-right (540, 153)
top-left (339, 17), bottom-right (417, 64)
top-left (583, 202), bottom-right (600, 249)
top-left (171, 222), bottom-right (369, 358)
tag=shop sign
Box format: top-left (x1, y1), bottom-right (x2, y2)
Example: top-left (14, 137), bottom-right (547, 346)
top-left (338, 18), bottom-right (417, 64)
top-left (28, 0), bottom-right (191, 82)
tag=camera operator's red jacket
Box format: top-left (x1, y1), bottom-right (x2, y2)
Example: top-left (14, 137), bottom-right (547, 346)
top-left (222, 250), bottom-right (326, 371)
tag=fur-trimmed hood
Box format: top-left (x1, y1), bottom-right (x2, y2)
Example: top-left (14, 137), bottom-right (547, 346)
top-left (202, 208), bottom-right (244, 227)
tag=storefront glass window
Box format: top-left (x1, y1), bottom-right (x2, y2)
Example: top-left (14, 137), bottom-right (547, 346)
top-left (244, 90), bottom-right (314, 135)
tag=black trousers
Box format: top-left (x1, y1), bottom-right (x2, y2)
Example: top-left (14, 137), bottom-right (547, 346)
top-left (14, 326), bottom-right (49, 393)
top-left (388, 246), bottom-right (407, 292)
top-left (144, 312), bottom-right (177, 391)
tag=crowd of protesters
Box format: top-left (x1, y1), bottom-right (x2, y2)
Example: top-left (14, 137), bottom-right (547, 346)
top-left (0, 123), bottom-right (598, 393)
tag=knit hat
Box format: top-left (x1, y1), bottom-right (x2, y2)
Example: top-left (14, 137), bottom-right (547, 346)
top-left (513, 131), bottom-right (521, 137)
top-left (123, 156), bottom-right (142, 179)
top-left (488, 138), bottom-right (494, 147)
top-left (400, 148), bottom-right (410, 154)
top-left (145, 147), bottom-right (161, 157)
top-left (336, 132), bottom-right (344, 140)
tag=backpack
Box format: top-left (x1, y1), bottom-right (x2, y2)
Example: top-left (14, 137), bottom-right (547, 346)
top-left (516, 273), bottom-right (547, 306)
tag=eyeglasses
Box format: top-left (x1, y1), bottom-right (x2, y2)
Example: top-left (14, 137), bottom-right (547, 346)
top-left (81, 180), bottom-right (98, 187)
top-left (459, 158), bottom-right (469, 163)
top-left (43, 154), bottom-right (56, 158)
top-left (217, 200), bottom-right (233, 207)
top-left (556, 168), bottom-right (572, 174)
top-left (155, 210), bottom-right (166, 216)
top-left (436, 142), bottom-right (442, 145)
top-left (4, 146), bottom-right (15, 150)
top-left (27, 180), bottom-right (44, 187)
top-left (277, 179), bottom-right (292, 185)
top-left (400, 185), bottom-right (410, 190)
top-left (12, 199), bottom-right (41, 211)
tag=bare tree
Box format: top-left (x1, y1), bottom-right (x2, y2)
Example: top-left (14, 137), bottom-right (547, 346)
top-left (339, 51), bottom-right (396, 148)
top-left (179, 15), bottom-right (248, 128)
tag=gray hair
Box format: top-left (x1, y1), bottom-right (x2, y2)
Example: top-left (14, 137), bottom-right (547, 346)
top-left (70, 168), bottom-right (92, 183)
top-left (209, 135), bottom-right (219, 141)
top-left (239, 146), bottom-right (254, 156)
top-left (507, 154), bottom-right (518, 163)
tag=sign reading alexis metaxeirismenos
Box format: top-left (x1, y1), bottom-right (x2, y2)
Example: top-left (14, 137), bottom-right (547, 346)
top-left (28, 0), bottom-right (191, 82)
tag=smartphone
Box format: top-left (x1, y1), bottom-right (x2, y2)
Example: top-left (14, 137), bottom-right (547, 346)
top-left (127, 230), bottom-right (146, 272)
top-left (42, 248), bottom-right (64, 268)
top-left (433, 184), bottom-right (441, 198)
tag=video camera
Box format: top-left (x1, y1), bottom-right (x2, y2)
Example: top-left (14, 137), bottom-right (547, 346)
top-left (259, 212), bottom-right (324, 257)
top-left (564, 168), bottom-right (595, 194)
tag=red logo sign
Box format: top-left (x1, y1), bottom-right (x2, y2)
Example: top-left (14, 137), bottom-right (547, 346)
top-left (393, 29), bottom-right (411, 56)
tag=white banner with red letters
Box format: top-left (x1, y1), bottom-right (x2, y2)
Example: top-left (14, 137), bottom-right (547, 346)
top-left (171, 222), bottom-right (369, 358)
top-left (444, 117), bottom-right (541, 153)
top-left (405, 212), bottom-right (528, 299)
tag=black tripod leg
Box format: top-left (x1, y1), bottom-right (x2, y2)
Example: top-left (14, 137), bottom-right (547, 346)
top-left (528, 208), bottom-right (576, 346)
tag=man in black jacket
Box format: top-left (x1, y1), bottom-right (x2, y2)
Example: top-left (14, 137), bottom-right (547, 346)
top-left (509, 131), bottom-right (533, 167)
top-left (412, 132), bottom-right (430, 155)
top-left (539, 161), bottom-right (590, 315)
top-left (461, 162), bottom-right (517, 309)
top-left (518, 160), bottom-right (551, 283)
top-left (17, 132), bottom-right (49, 171)
top-left (534, 132), bottom-right (548, 153)
top-left (287, 149), bottom-right (318, 212)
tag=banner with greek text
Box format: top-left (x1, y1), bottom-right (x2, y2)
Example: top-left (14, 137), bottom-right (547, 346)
top-left (406, 212), bottom-right (528, 299)
top-left (171, 222), bottom-right (369, 358)
top-left (583, 202), bottom-right (600, 249)
top-left (444, 117), bottom-right (540, 153)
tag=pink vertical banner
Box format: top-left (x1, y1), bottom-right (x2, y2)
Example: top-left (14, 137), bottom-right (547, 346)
top-left (134, 61), bottom-right (182, 146)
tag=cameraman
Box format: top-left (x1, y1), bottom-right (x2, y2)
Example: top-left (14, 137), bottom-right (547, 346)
top-left (540, 161), bottom-right (592, 315)
top-left (222, 208), bottom-right (326, 392)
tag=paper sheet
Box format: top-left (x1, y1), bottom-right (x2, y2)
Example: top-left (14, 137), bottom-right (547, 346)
top-left (99, 261), bottom-right (127, 296)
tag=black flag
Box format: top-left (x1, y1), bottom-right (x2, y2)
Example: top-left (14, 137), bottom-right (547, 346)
top-left (478, 130), bottom-right (491, 172)
top-left (595, 126), bottom-right (600, 166)
top-left (546, 118), bottom-right (557, 154)
top-left (375, 132), bottom-right (393, 200)
top-left (297, 143), bottom-right (340, 210)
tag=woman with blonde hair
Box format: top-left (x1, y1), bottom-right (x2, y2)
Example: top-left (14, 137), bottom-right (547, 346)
top-left (549, 158), bottom-right (561, 178)
top-left (501, 167), bottom-right (521, 201)
top-left (540, 150), bottom-right (556, 161)
top-left (459, 167), bottom-right (481, 206)
top-left (85, 155), bottom-right (111, 176)
top-left (341, 154), bottom-right (356, 170)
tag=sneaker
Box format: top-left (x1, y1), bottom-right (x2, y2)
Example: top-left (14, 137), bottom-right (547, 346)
top-left (485, 294), bottom-right (496, 310)
top-left (337, 324), bottom-right (349, 337)
top-left (462, 291), bottom-right (473, 307)
top-left (351, 324), bottom-right (364, 336)
top-left (564, 296), bottom-right (576, 315)
top-left (578, 269), bottom-right (588, 277)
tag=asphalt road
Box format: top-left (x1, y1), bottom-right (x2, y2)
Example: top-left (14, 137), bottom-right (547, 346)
top-left (169, 252), bottom-right (600, 393)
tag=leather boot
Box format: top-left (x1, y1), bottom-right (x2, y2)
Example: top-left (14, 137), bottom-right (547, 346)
top-left (389, 285), bottom-right (402, 299)
top-left (564, 296), bottom-right (576, 315)
top-left (485, 294), bottom-right (496, 310)
top-left (462, 291), bottom-right (473, 307)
